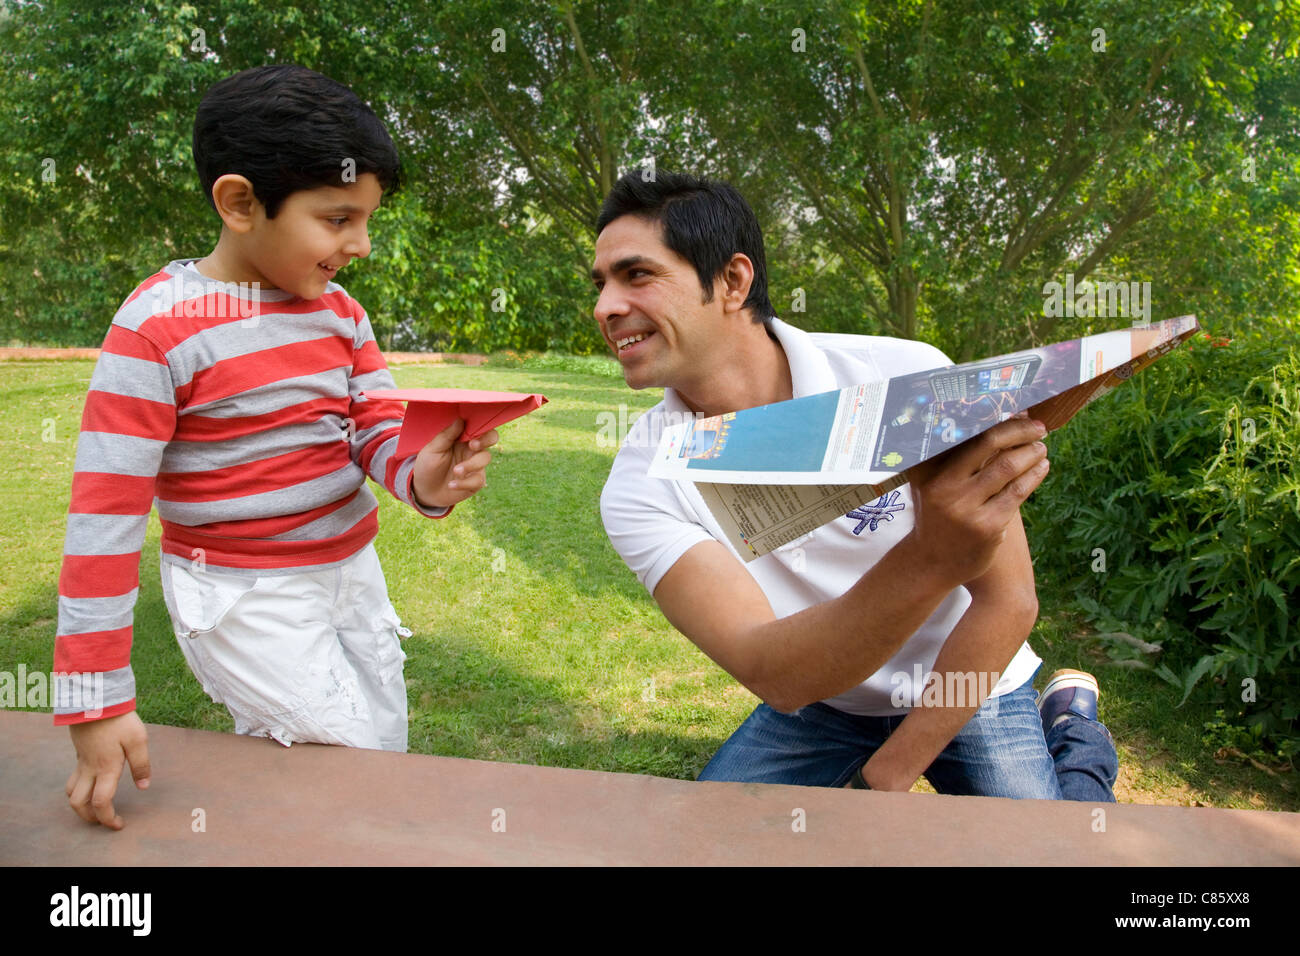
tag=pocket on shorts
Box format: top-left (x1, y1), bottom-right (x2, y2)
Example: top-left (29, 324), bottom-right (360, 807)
top-left (164, 562), bottom-right (259, 637)
top-left (161, 562), bottom-right (260, 712)
top-left (370, 605), bottom-right (410, 687)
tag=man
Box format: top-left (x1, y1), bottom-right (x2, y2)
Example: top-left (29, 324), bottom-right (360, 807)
top-left (593, 171), bottom-right (1117, 799)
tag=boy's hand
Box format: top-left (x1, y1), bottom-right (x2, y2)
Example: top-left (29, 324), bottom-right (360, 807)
top-left (411, 418), bottom-right (499, 509)
top-left (66, 711), bottom-right (151, 830)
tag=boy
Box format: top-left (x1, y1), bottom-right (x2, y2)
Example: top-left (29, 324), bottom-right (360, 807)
top-left (55, 65), bottom-right (495, 830)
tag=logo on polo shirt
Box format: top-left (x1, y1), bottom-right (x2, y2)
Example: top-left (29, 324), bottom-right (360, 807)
top-left (845, 490), bottom-right (905, 534)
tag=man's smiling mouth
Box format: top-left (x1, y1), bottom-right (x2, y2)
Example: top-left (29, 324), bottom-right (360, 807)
top-left (615, 331), bottom-right (654, 352)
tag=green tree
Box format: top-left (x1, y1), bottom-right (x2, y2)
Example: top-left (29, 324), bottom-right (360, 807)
top-left (649, 0), bottom-right (1300, 355)
top-left (3, 0), bottom-right (1296, 357)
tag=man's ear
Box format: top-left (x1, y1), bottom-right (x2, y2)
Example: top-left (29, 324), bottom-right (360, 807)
top-left (719, 253), bottom-right (755, 315)
top-left (209, 175), bottom-right (262, 234)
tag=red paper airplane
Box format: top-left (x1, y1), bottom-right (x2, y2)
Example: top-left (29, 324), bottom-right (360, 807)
top-left (362, 388), bottom-right (548, 457)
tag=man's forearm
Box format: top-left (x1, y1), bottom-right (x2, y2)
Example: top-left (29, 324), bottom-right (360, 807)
top-left (741, 533), bottom-right (956, 712)
top-left (653, 420), bottom-right (1052, 720)
top-left (859, 588), bottom-right (1037, 790)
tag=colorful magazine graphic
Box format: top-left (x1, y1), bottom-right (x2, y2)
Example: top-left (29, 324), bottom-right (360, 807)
top-left (648, 316), bottom-right (1200, 559)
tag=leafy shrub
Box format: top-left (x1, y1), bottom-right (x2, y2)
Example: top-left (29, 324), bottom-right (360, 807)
top-left (1023, 331), bottom-right (1300, 758)
top-left (1, 233), bottom-right (152, 347)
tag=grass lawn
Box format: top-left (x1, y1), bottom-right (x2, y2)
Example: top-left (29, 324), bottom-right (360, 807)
top-left (2, 358), bottom-right (1294, 810)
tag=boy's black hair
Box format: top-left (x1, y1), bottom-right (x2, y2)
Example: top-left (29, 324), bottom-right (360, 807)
top-left (595, 171), bottom-right (775, 323)
top-left (193, 65), bottom-right (401, 218)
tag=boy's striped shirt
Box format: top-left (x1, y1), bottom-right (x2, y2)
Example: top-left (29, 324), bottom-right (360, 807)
top-left (55, 260), bottom-right (443, 725)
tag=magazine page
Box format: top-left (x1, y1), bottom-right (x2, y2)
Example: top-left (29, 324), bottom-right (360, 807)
top-left (653, 316), bottom-right (1199, 560)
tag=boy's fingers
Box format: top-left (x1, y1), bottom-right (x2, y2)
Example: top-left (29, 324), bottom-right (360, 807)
top-left (453, 449), bottom-right (493, 477)
top-left (67, 769), bottom-right (97, 824)
top-left (90, 765), bottom-right (125, 830)
top-left (450, 470), bottom-right (487, 494)
top-left (468, 428), bottom-right (500, 451)
top-left (125, 736), bottom-right (152, 788)
top-left (427, 418), bottom-right (466, 450)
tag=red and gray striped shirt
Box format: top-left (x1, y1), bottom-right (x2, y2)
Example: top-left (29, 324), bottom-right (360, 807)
top-left (54, 260), bottom-right (443, 725)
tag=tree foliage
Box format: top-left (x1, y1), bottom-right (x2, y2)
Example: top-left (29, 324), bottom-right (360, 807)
top-left (1, 0), bottom-right (1296, 357)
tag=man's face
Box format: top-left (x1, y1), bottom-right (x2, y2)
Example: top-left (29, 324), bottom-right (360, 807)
top-left (243, 173), bottom-right (382, 300)
top-left (590, 214), bottom-right (720, 391)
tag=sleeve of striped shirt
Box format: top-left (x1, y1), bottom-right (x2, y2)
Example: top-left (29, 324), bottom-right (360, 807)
top-left (347, 306), bottom-right (450, 518)
top-left (54, 325), bottom-right (177, 725)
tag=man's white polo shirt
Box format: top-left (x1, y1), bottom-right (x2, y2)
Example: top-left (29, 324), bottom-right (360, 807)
top-left (600, 318), bottom-right (1041, 715)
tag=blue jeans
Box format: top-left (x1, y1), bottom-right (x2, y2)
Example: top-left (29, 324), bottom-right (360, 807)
top-left (697, 677), bottom-right (1117, 802)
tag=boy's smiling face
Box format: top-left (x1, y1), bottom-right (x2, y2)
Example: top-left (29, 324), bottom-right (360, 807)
top-left (240, 173), bottom-right (383, 300)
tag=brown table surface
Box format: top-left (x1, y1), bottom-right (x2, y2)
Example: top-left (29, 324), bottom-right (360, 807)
top-left (4, 711), bottom-right (1297, 865)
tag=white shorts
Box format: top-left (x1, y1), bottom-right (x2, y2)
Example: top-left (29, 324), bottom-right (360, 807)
top-left (160, 543), bottom-right (410, 752)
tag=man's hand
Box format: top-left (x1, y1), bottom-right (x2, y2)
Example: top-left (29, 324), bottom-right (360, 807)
top-left (411, 419), bottom-right (499, 510)
top-left (905, 416), bottom-right (1049, 590)
top-left (649, 418), bottom-right (1052, 716)
top-left (66, 711), bottom-right (151, 830)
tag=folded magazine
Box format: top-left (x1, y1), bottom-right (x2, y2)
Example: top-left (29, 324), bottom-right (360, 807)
top-left (648, 315), bottom-right (1200, 560)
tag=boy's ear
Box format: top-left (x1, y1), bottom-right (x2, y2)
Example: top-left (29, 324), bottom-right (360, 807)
top-left (209, 175), bottom-right (262, 233)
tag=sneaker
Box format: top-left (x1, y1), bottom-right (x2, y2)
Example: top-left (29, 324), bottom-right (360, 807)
top-left (1039, 669), bottom-right (1100, 733)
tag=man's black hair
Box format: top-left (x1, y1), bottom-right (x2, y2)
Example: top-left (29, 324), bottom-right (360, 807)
top-left (193, 65), bottom-right (401, 218)
top-left (595, 171), bottom-right (776, 323)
